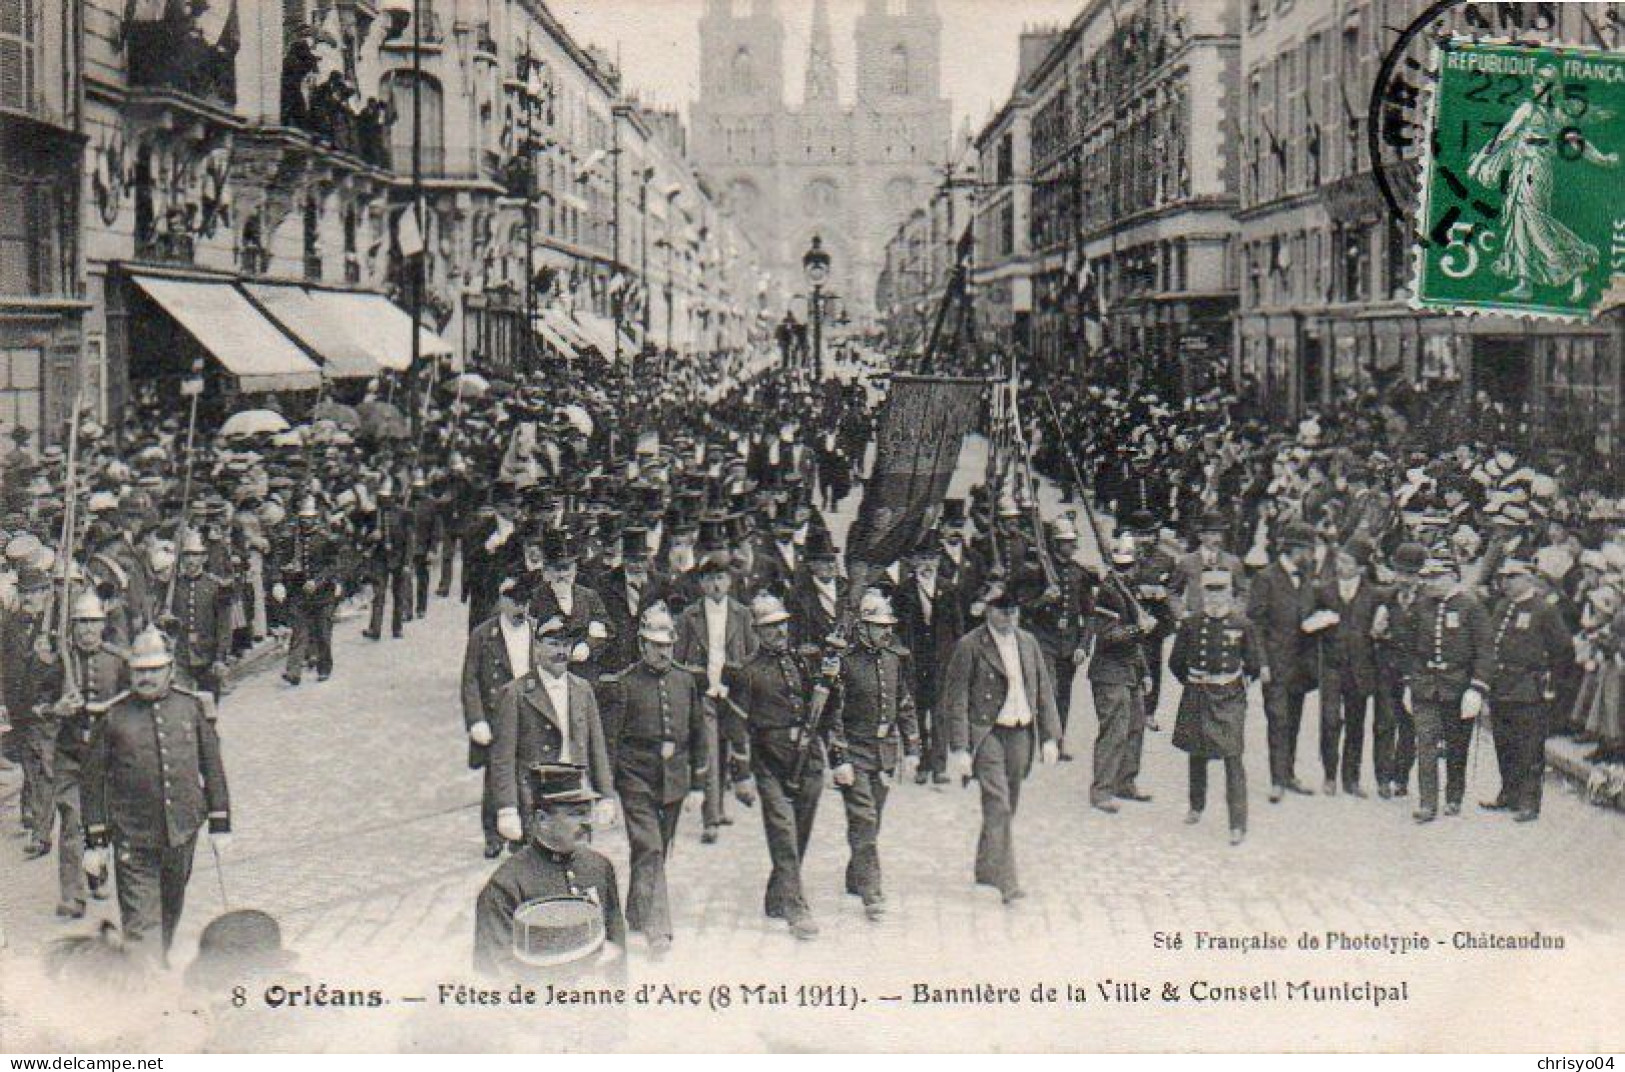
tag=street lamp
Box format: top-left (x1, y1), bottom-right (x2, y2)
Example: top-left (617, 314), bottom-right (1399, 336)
top-left (802, 234), bottom-right (831, 380)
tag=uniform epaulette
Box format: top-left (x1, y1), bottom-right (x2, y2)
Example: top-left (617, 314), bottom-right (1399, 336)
top-left (171, 685), bottom-right (218, 719)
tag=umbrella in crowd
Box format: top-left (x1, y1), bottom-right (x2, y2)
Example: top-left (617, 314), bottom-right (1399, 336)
top-left (218, 409), bottom-right (290, 439)
top-left (312, 400), bottom-right (361, 430)
top-left (356, 400), bottom-right (409, 440)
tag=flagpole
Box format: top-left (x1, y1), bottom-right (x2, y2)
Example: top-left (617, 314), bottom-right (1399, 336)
top-left (406, 0), bottom-right (424, 444)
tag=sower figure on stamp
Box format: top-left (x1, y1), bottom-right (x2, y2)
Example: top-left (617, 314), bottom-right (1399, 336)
top-left (1392, 552), bottom-right (1493, 824)
top-left (721, 594), bottom-right (842, 941)
top-left (1482, 557), bottom-right (1573, 823)
top-left (831, 589), bottom-right (919, 921)
top-left (1169, 568), bottom-right (1262, 847)
top-left (461, 573), bottom-right (532, 858)
top-left (82, 625), bottom-right (231, 963)
top-left (941, 578), bottom-right (1063, 906)
top-left (596, 603), bottom-right (708, 955)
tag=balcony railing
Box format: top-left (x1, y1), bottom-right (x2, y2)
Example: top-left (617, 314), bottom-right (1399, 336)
top-left (136, 229), bottom-right (196, 266)
top-left (126, 19), bottom-right (236, 108)
top-left (381, 9), bottom-right (445, 48)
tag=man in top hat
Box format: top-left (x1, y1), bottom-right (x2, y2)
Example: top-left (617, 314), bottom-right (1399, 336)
top-left (600, 526), bottom-right (666, 674)
top-left (1175, 511), bottom-right (1247, 619)
top-left (166, 529), bottom-right (235, 702)
top-left (894, 529), bottom-right (966, 784)
top-left (1371, 542), bottom-right (1426, 798)
top-left (721, 593), bottom-right (841, 941)
top-left (830, 589), bottom-right (919, 919)
top-left (941, 578), bottom-right (1062, 904)
top-left (1247, 521), bottom-right (1320, 802)
top-left (528, 531), bottom-right (614, 683)
top-left (596, 603), bottom-right (708, 953)
top-left (1482, 557), bottom-right (1573, 822)
top-left (3, 563), bottom-right (56, 856)
top-left (474, 762), bottom-right (625, 977)
top-left (490, 616), bottom-right (615, 846)
top-left (362, 479), bottom-right (415, 641)
top-left (936, 498), bottom-right (985, 621)
top-left (674, 550), bottom-right (759, 843)
top-left (1302, 536), bottom-right (1385, 797)
top-left (1085, 538), bottom-right (1157, 813)
top-left (462, 573), bottom-right (534, 858)
top-left (267, 493), bottom-right (337, 686)
top-left (83, 624), bottom-right (231, 961)
top-left (1390, 551), bottom-right (1493, 823)
top-left (41, 589), bottom-right (126, 917)
top-left (787, 526), bottom-right (846, 648)
top-left (1169, 568), bottom-right (1262, 846)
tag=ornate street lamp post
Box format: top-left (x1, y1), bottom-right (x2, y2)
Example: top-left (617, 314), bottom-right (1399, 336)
top-left (802, 234), bottom-right (831, 380)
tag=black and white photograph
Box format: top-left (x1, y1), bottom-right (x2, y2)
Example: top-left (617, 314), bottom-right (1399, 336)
top-left (1, 0), bottom-right (1624, 1056)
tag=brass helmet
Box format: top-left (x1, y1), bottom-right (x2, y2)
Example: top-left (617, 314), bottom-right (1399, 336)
top-left (127, 624), bottom-right (174, 670)
top-left (637, 602), bottom-right (678, 644)
top-left (70, 589), bottom-right (107, 622)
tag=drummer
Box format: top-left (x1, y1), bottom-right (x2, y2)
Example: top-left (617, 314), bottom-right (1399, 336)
top-left (474, 762), bottom-right (626, 977)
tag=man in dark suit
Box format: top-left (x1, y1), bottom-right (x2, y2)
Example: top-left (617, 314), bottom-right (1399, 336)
top-left (1304, 537), bottom-right (1385, 796)
top-left (529, 530), bottom-right (615, 683)
top-left (894, 532), bottom-right (964, 784)
top-left (787, 527), bottom-right (846, 647)
top-left (674, 552), bottom-right (759, 841)
top-left (1482, 558), bottom-right (1573, 822)
top-left (1247, 521), bottom-right (1319, 802)
top-left (597, 604), bottom-right (708, 953)
top-left (489, 618), bottom-right (615, 844)
top-left (461, 574), bottom-right (532, 857)
top-left (940, 579), bottom-right (1063, 905)
top-left (599, 527), bottom-right (663, 674)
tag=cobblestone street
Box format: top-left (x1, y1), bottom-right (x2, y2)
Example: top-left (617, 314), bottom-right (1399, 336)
top-left (4, 438), bottom-right (1624, 1051)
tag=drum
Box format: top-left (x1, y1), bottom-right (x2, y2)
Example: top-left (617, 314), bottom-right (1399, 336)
top-left (511, 897), bottom-right (605, 968)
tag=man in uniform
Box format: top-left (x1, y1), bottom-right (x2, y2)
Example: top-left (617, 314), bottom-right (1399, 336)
top-left (1372, 542), bottom-right (1426, 798)
top-left (830, 590), bottom-right (918, 920)
top-left (473, 762), bottom-right (625, 977)
top-left (1085, 540), bottom-right (1155, 813)
top-left (1248, 521), bottom-right (1319, 802)
top-left (461, 574), bottom-right (532, 857)
top-left (82, 625), bottom-right (231, 962)
top-left (363, 479), bottom-right (414, 641)
top-left (722, 594), bottom-right (838, 941)
top-left (1393, 553), bottom-right (1493, 823)
top-left (489, 617), bottom-right (615, 845)
top-left (3, 564), bottom-right (54, 856)
top-left (1175, 511), bottom-right (1247, 617)
top-left (167, 529), bottom-right (234, 701)
top-left (941, 579), bottom-right (1062, 905)
top-left (44, 590), bottom-right (126, 917)
top-left (1169, 569), bottom-right (1261, 846)
top-left (596, 604), bottom-right (707, 953)
top-left (1482, 558), bottom-right (1573, 822)
top-left (408, 470), bottom-right (438, 620)
top-left (268, 493), bottom-right (336, 685)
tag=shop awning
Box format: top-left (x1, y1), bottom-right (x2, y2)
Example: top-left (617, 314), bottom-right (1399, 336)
top-left (543, 307), bottom-right (594, 353)
top-left (531, 315), bottom-right (577, 359)
top-left (131, 274), bottom-right (323, 392)
top-left (242, 283), bottom-right (380, 380)
top-left (309, 290), bottom-right (456, 372)
top-left (571, 311), bottom-right (626, 358)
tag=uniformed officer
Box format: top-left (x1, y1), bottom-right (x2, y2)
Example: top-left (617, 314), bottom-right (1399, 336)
top-left (3, 564), bottom-right (55, 857)
top-left (43, 590), bottom-right (126, 918)
top-left (268, 493), bottom-right (336, 686)
top-left (1372, 542), bottom-right (1426, 799)
top-left (473, 762), bottom-right (626, 977)
top-left (1393, 554), bottom-right (1493, 823)
top-left (82, 625), bottom-right (231, 961)
top-left (1482, 558), bottom-right (1574, 822)
top-left (363, 479), bottom-right (414, 641)
top-left (1169, 569), bottom-right (1261, 846)
top-left (596, 604), bottom-right (708, 954)
top-left (722, 594), bottom-right (842, 941)
top-left (833, 590), bottom-right (920, 920)
top-left (167, 529), bottom-right (234, 701)
top-left (1086, 539), bottom-right (1156, 813)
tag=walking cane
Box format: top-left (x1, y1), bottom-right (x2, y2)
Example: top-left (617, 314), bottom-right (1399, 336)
top-left (210, 839), bottom-right (231, 910)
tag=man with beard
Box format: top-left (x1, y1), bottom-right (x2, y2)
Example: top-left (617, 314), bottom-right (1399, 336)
top-left (462, 574), bottom-right (533, 858)
top-left (788, 527), bottom-right (846, 648)
top-left (166, 529), bottom-right (234, 702)
top-left (894, 530), bottom-right (964, 784)
top-left (1247, 522), bottom-right (1319, 803)
top-left (596, 604), bottom-right (707, 954)
top-left (4, 565), bottom-right (57, 858)
top-left (600, 527), bottom-right (662, 674)
top-left (528, 531), bottom-right (614, 684)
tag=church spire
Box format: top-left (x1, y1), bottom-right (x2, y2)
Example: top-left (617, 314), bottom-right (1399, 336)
top-left (803, 0), bottom-right (838, 108)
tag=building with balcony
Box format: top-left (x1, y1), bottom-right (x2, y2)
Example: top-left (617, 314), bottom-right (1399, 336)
top-left (1235, 0), bottom-right (1625, 461)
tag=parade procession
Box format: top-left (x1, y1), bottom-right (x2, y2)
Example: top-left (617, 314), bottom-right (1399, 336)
top-left (6, 0), bottom-right (1625, 1056)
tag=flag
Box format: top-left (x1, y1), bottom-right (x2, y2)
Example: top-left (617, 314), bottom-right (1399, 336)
top-left (847, 375), bottom-right (984, 567)
top-left (215, 0), bottom-right (239, 55)
top-left (396, 204), bottom-right (424, 257)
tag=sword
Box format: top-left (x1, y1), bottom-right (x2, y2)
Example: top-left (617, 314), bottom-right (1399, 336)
top-left (210, 839), bottom-right (230, 910)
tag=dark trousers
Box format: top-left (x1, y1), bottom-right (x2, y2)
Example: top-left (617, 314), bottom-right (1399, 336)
top-left (1140, 635), bottom-right (1166, 717)
top-left (1089, 681), bottom-right (1146, 803)
top-left (114, 835), bottom-right (197, 959)
top-left (1373, 664), bottom-right (1415, 790)
top-left (1044, 650), bottom-right (1075, 732)
top-left (1262, 682), bottom-right (1309, 788)
top-left (53, 762), bottom-right (87, 908)
top-left (917, 704), bottom-right (947, 775)
top-left (839, 765), bottom-right (888, 901)
top-left (753, 747), bottom-right (822, 922)
top-left (412, 557), bottom-right (432, 617)
top-left (1189, 754), bottom-right (1247, 831)
top-left (1319, 670), bottom-right (1371, 789)
top-left (18, 724), bottom-right (54, 844)
top-left (480, 763), bottom-right (503, 850)
top-left (620, 783), bottom-right (683, 940)
top-left (285, 592), bottom-right (333, 680)
top-left (1413, 699), bottom-right (1475, 813)
top-left (973, 724), bottom-right (1033, 895)
top-left (368, 563), bottom-right (409, 636)
top-left (1492, 701), bottom-right (1548, 813)
top-left (437, 518), bottom-right (461, 596)
top-left (701, 703), bottom-right (728, 828)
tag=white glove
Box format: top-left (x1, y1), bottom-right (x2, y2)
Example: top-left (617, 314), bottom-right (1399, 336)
top-left (1040, 740), bottom-right (1060, 765)
top-left (83, 846), bottom-right (109, 878)
top-left (707, 683), bottom-right (729, 701)
top-left (947, 750), bottom-right (973, 781)
top-left (210, 831), bottom-right (233, 854)
top-left (569, 642), bottom-right (590, 663)
top-left (271, 583), bottom-right (286, 603)
top-left (496, 808), bottom-right (523, 843)
top-left (592, 797), bottom-right (618, 829)
top-left (587, 620), bottom-right (608, 640)
top-left (1301, 609), bottom-right (1341, 634)
top-left (1402, 686), bottom-right (1413, 711)
top-left (1460, 688), bottom-right (1484, 720)
top-left (832, 762), bottom-right (855, 787)
top-left (469, 721), bottom-right (493, 746)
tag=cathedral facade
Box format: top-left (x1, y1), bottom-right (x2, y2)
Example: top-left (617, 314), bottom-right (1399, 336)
top-left (692, 0), bottom-right (951, 324)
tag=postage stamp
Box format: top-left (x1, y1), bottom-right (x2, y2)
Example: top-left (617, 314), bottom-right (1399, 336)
top-left (1415, 39), bottom-right (1625, 320)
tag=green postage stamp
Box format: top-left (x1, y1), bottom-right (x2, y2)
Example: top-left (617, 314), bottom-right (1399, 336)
top-left (1416, 39), bottom-right (1625, 320)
